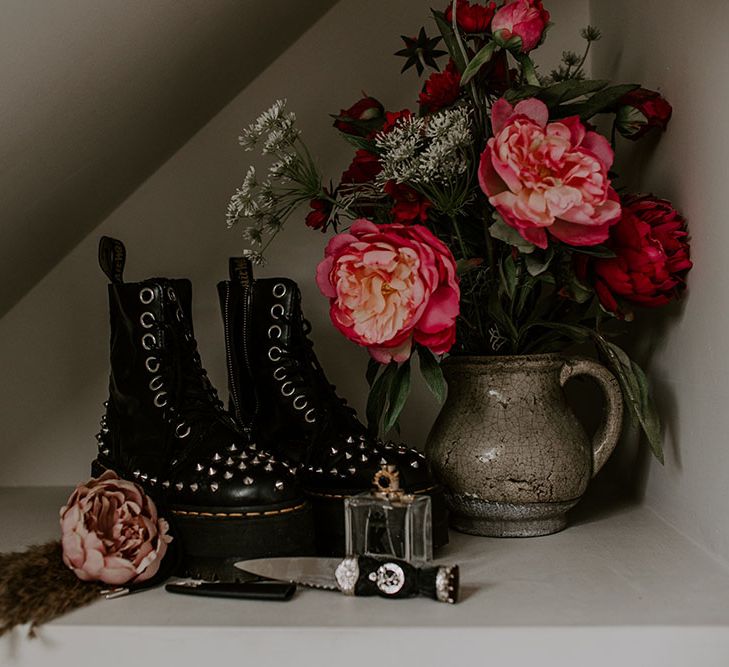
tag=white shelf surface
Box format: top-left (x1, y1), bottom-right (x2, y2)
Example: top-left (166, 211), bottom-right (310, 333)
top-left (2, 486), bottom-right (729, 666)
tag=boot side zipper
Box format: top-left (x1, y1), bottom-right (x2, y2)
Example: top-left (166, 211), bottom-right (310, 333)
top-left (241, 283), bottom-right (258, 417)
top-left (223, 283), bottom-right (242, 422)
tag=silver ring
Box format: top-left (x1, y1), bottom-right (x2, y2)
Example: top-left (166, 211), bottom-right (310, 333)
top-left (149, 375), bottom-right (164, 391)
top-left (167, 287), bottom-right (177, 302)
top-left (270, 304), bottom-right (285, 320)
top-left (272, 283), bottom-right (287, 298)
top-left (268, 325), bottom-right (282, 340)
top-left (273, 367), bottom-right (287, 381)
top-left (281, 381), bottom-right (295, 397)
top-left (141, 333), bottom-right (157, 350)
top-left (268, 346), bottom-right (282, 362)
top-left (175, 423), bottom-right (191, 439)
top-left (293, 396), bottom-right (307, 410)
top-left (140, 312), bottom-right (156, 329)
top-left (139, 287), bottom-right (155, 304)
top-left (145, 356), bottom-right (160, 373)
top-left (176, 308), bottom-right (183, 322)
top-left (304, 409), bottom-right (316, 423)
top-left (153, 391), bottom-right (168, 408)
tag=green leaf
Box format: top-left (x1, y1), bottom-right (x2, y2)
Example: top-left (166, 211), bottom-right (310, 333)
top-left (504, 85), bottom-right (543, 104)
top-left (418, 347), bottom-right (447, 403)
top-left (593, 336), bottom-right (664, 463)
top-left (489, 215), bottom-right (536, 254)
top-left (383, 360), bottom-right (412, 434)
top-left (555, 84), bottom-right (641, 120)
top-left (342, 133), bottom-right (378, 153)
top-left (537, 79), bottom-right (609, 106)
top-left (527, 321), bottom-right (592, 344)
top-left (525, 247), bottom-right (554, 276)
top-left (499, 256), bottom-right (518, 300)
top-left (366, 362), bottom-right (397, 433)
top-left (569, 244), bottom-right (616, 259)
top-left (456, 257), bottom-right (484, 275)
top-left (366, 358), bottom-right (381, 388)
top-left (460, 41), bottom-right (496, 87)
top-left (431, 10), bottom-right (467, 73)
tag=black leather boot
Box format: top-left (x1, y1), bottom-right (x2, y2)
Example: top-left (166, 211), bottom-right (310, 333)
top-left (218, 259), bottom-right (448, 554)
top-left (93, 238), bottom-right (314, 578)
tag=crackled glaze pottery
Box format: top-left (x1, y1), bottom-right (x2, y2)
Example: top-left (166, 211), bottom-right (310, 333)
top-left (425, 354), bottom-right (623, 537)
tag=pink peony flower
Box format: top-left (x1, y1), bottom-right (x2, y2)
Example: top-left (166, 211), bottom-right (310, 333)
top-left (478, 97), bottom-right (621, 249)
top-left (491, 0), bottom-right (550, 53)
top-left (316, 219), bottom-right (460, 363)
top-left (60, 470), bottom-right (172, 586)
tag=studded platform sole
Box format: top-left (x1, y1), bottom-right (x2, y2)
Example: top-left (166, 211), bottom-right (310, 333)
top-left (91, 458), bottom-right (315, 580)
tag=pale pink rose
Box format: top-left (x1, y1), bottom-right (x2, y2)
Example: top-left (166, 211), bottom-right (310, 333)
top-left (479, 97), bottom-right (621, 249)
top-left (60, 470), bottom-right (172, 585)
top-left (316, 219), bottom-right (460, 363)
top-left (491, 0), bottom-right (550, 53)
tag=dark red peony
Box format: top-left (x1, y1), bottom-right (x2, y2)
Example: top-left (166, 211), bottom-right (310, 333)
top-left (333, 96), bottom-right (385, 136)
top-left (306, 197), bottom-right (332, 231)
top-left (377, 109), bottom-right (413, 135)
top-left (419, 60), bottom-right (462, 113)
top-left (593, 195), bottom-right (692, 312)
top-left (445, 0), bottom-right (497, 33)
top-left (341, 149), bottom-right (382, 185)
top-left (384, 181), bottom-right (431, 224)
top-left (616, 88), bottom-right (672, 141)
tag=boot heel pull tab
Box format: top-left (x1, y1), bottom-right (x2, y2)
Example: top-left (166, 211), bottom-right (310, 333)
top-left (229, 257), bottom-right (253, 289)
top-left (99, 236), bottom-right (126, 283)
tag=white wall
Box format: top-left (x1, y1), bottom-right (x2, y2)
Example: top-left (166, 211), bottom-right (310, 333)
top-left (591, 0), bottom-right (729, 563)
top-left (0, 0), bottom-right (588, 486)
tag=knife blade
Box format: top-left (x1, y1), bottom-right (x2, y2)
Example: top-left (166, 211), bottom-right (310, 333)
top-left (234, 555), bottom-right (459, 603)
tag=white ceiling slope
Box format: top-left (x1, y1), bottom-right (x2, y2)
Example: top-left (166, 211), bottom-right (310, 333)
top-left (0, 0), bottom-right (336, 316)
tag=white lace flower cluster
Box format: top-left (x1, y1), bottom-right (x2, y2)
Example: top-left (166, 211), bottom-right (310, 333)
top-left (226, 100), bottom-right (320, 264)
top-left (375, 107), bottom-right (472, 186)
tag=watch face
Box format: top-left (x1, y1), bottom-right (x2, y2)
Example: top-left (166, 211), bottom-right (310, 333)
top-left (374, 562), bottom-right (405, 595)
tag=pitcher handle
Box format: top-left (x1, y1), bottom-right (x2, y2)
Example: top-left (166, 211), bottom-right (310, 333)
top-left (559, 357), bottom-right (623, 477)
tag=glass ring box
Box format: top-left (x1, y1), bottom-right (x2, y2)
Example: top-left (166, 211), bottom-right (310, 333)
top-left (344, 464), bottom-right (432, 563)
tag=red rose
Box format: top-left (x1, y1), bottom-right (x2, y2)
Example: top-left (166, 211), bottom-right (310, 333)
top-left (616, 88), bottom-right (672, 140)
top-left (377, 109), bottom-right (413, 136)
top-left (419, 60), bottom-right (462, 113)
top-left (305, 197), bottom-right (332, 231)
top-left (341, 149), bottom-right (382, 184)
top-left (333, 96), bottom-right (385, 136)
top-left (593, 195), bottom-right (692, 312)
top-left (491, 0), bottom-right (550, 53)
top-left (445, 0), bottom-right (496, 33)
top-left (384, 181), bottom-right (431, 224)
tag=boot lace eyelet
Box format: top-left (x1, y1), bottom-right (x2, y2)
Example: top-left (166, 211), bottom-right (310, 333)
top-left (140, 312), bottom-right (156, 329)
top-left (281, 381), bottom-right (295, 397)
top-left (273, 366), bottom-right (287, 381)
top-left (167, 287), bottom-right (177, 302)
top-left (305, 408), bottom-right (316, 423)
top-left (272, 283), bottom-right (287, 298)
top-left (293, 396), bottom-right (307, 410)
top-left (145, 356), bottom-right (160, 373)
top-left (268, 346), bottom-right (283, 362)
top-left (268, 325), bottom-right (282, 340)
top-left (270, 304), bottom-right (285, 320)
top-left (149, 375), bottom-right (164, 391)
top-left (141, 333), bottom-right (157, 350)
top-left (175, 423), bottom-right (191, 439)
top-left (175, 308), bottom-right (184, 322)
top-left (139, 287), bottom-right (155, 304)
top-left (153, 391), bottom-right (168, 408)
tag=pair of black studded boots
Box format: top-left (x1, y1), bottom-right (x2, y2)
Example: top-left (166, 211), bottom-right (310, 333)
top-left (92, 237), bottom-right (447, 579)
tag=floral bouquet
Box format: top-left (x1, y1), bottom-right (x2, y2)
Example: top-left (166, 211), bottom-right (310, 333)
top-left (226, 0), bottom-right (691, 461)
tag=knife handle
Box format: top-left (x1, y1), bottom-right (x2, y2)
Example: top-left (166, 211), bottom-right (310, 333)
top-left (165, 581), bottom-right (296, 601)
top-left (337, 556), bottom-right (459, 603)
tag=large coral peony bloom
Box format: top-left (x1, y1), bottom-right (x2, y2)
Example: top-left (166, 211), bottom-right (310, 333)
top-left (316, 219), bottom-right (460, 363)
top-left (479, 97), bottom-right (621, 249)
